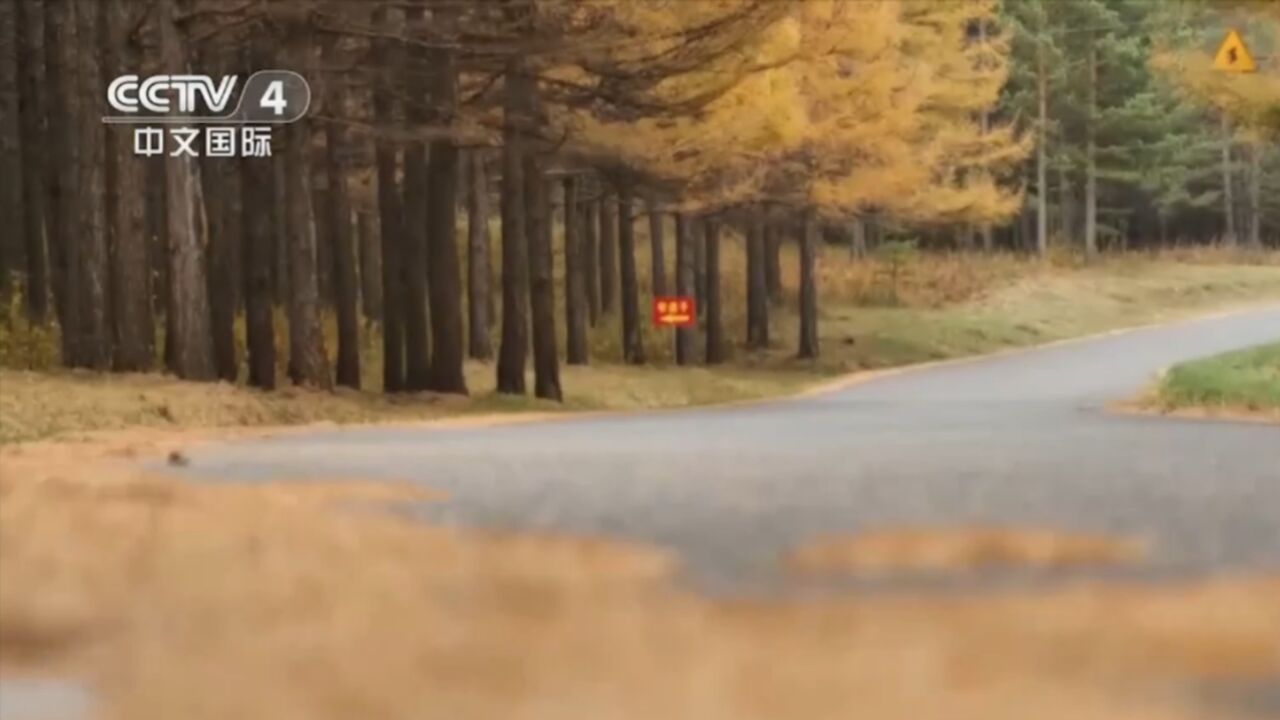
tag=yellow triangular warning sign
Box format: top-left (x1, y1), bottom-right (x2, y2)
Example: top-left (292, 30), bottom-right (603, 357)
top-left (1213, 29), bottom-right (1257, 73)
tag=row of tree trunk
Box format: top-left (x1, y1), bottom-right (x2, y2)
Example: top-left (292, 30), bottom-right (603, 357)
top-left (0, 0), bottom-right (824, 404)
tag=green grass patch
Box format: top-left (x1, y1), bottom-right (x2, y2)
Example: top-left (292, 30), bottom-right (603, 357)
top-left (1156, 342), bottom-right (1280, 413)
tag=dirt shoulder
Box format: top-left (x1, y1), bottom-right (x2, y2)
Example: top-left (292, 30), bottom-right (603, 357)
top-left (2, 437), bottom-right (1279, 720)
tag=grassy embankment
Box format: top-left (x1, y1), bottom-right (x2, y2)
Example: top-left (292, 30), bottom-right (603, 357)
top-left (2, 243), bottom-right (1279, 443)
top-left (1148, 341), bottom-right (1280, 421)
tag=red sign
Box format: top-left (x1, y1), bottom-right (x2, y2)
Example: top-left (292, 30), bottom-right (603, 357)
top-left (652, 296), bottom-right (696, 328)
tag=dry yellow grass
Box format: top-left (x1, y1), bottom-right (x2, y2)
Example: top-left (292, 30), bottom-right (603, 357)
top-left (3, 245), bottom-right (1278, 444)
top-left (787, 528), bottom-right (1147, 575)
top-left (2, 438), bottom-right (1279, 720)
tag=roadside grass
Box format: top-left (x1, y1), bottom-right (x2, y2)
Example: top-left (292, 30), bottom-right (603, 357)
top-left (1153, 342), bottom-right (1280, 417)
top-left (2, 442), bottom-right (1279, 720)
top-left (3, 244), bottom-right (1278, 443)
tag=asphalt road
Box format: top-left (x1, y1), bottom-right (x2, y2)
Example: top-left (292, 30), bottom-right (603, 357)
top-left (180, 305), bottom-right (1280, 595)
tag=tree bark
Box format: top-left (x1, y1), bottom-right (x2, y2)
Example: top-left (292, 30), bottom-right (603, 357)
top-left (526, 158), bottom-right (561, 400)
top-left (703, 216), bottom-right (725, 365)
top-left (745, 205), bottom-right (769, 349)
top-left (496, 54), bottom-right (530, 395)
top-left (400, 4), bottom-right (431, 391)
top-left (1247, 142), bottom-right (1261, 250)
top-left (240, 138), bottom-right (277, 390)
top-left (1221, 113), bottom-right (1236, 246)
top-left (1084, 34), bottom-right (1098, 260)
top-left (157, 0), bottom-right (215, 380)
top-left (764, 212), bottom-right (782, 301)
top-left (44, 0), bottom-right (77, 361)
top-left (647, 195), bottom-right (667, 297)
top-left (271, 156), bottom-right (289, 305)
top-left (281, 23), bottom-right (331, 389)
top-left (1035, 35), bottom-right (1049, 259)
top-left (583, 193), bottom-right (600, 326)
top-left (563, 176), bottom-right (588, 365)
top-left (0, 0), bottom-right (20, 308)
top-left (1058, 163), bottom-right (1073, 247)
top-left (104, 0), bottom-right (152, 371)
top-left (598, 188), bottom-right (617, 315)
top-left (850, 216), bottom-right (868, 259)
top-left (71, 0), bottom-right (109, 368)
top-left (674, 212), bottom-right (695, 365)
top-left (693, 213), bottom-right (706, 309)
top-left (373, 5), bottom-right (404, 392)
top-left (797, 210), bottom-right (818, 359)
top-left (466, 149), bottom-right (493, 359)
top-left (201, 152), bottom-right (237, 381)
top-left (424, 13), bottom-right (467, 395)
top-left (617, 183), bottom-right (644, 364)
top-left (358, 210), bottom-right (382, 323)
top-left (324, 79), bottom-right (361, 390)
top-left (14, 0), bottom-right (47, 322)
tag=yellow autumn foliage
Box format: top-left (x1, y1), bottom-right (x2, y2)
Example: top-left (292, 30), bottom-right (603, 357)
top-left (555, 0), bottom-right (1025, 225)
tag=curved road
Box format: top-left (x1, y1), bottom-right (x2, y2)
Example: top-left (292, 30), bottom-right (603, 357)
top-left (182, 305), bottom-right (1280, 595)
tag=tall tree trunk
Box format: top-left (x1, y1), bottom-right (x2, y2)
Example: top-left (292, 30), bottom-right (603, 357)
top-left (324, 74), bottom-right (361, 390)
top-left (617, 183), bottom-right (644, 364)
top-left (598, 188), bottom-right (617, 315)
top-left (977, 18), bottom-right (994, 254)
top-left (745, 205), bottom-right (768, 349)
top-left (1035, 36), bottom-right (1048, 259)
top-left (496, 54), bottom-right (530, 395)
top-left (850, 216), bottom-right (868, 259)
top-left (281, 23), bottom-right (331, 389)
top-left (358, 210), bottom-right (382, 323)
top-left (563, 176), bottom-right (588, 365)
top-left (105, 0), bottom-right (152, 370)
top-left (73, 0), bottom-right (109, 368)
top-left (694, 213), bottom-right (707, 309)
top-left (526, 158), bottom-right (561, 399)
top-left (400, 4), bottom-right (431, 390)
top-left (466, 150), bottom-right (493, 360)
top-left (373, 5), bottom-right (404, 391)
top-left (674, 212), bottom-right (695, 365)
top-left (647, 195), bottom-right (667, 297)
top-left (797, 210), bottom-right (818, 359)
top-left (703, 216), bottom-right (725, 365)
top-left (764, 213), bottom-right (782, 301)
top-left (1221, 113), bottom-right (1236, 246)
top-left (424, 14), bottom-right (466, 395)
top-left (1248, 143), bottom-right (1262, 250)
top-left (241, 135), bottom-right (277, 390)
top-left (0, 0), bottom-right (20, 308)
top-left (45, 0), bottom-right (77, 361)
top-left (201, 154), bottom-right (237, 381)
top-left (157, 0), bottom-right (214, 380)
top-left (1058, 163), bottom-right (1074, 247)
top-left (271, 158), bottom-right (289, 305)
top-left (583, 193), bottom-right (600, 326)
top-left (1084, 34), bottom-right (1098, 260)
top-left (14, 0), bottom-right (47, 322)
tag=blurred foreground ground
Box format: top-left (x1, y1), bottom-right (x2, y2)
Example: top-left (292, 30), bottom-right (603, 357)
top-left (1, 432), bottom-right (1277, 720)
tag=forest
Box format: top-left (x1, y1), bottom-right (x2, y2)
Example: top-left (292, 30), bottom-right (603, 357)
top-left (0, 0), bottom-right (1277, 402)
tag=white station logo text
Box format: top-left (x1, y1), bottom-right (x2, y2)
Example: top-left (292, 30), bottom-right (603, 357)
top-left (107, 75), bottom-right (239, 115)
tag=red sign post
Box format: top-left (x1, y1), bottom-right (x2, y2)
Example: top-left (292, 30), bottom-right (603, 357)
top-left (652, 296), bottom-right (696, 328)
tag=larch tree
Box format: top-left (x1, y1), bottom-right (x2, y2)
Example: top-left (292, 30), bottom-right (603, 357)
top-left (157, 0), bottom-right (216, 380)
